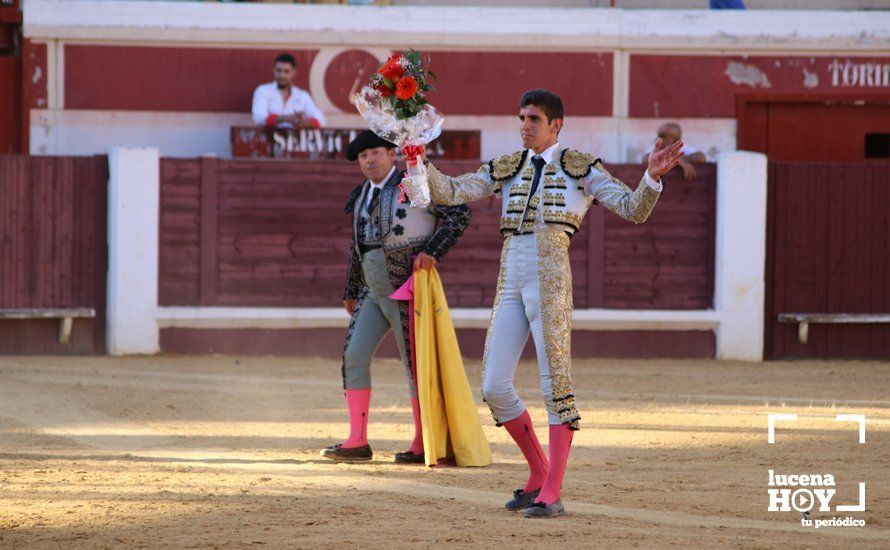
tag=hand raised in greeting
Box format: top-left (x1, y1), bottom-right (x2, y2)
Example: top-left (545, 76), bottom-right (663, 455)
top-left (647, 138), bottom-right (685, 180)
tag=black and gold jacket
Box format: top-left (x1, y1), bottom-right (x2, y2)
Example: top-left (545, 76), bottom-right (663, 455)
top-left (343, 169), bottom-right (471, 300)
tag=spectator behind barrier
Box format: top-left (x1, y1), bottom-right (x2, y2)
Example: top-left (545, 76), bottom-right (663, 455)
top-left (641, 122), bottom-right (707, 180)
top-left (251, 53), bottom-right (326, 129)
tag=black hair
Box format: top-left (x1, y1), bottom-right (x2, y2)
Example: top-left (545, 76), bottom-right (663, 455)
top-left (519, 89), bottom-right (564, 122)
top-left (274, 53), bottom-right (296, 67)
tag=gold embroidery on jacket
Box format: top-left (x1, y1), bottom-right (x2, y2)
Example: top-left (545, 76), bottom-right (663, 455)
top-left (535, 231), bottom-right (580, 429)
top-left (489, 150), bottom-right (528, 182)
top-left (560, 149), bottom-right (597, 179)
top-left (541, 210), bottom-right (584, 230)
top-left (542, 190), bottom-right (566, 207)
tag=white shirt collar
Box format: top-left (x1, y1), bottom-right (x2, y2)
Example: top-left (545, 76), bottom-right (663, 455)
top-left (529, 142), bottom-right (560, 165)
top-left (369, 166), bottom-right (397, 188)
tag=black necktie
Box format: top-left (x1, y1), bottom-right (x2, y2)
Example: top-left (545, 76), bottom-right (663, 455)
top-left (529, 155), bottom-right (546, 198)
top-left (368, 187), bottom-right (381, 214)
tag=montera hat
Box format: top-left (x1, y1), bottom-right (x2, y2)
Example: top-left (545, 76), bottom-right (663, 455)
top-left (346, 130), bottom-right (396, 161)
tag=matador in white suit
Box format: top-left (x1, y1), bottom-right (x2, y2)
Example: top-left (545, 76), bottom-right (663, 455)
top-left (408, 89), bottom-right (685, 518)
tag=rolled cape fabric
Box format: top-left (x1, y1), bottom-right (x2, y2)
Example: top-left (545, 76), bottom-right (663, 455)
top-left (391, 269), bottom-right (491, 467)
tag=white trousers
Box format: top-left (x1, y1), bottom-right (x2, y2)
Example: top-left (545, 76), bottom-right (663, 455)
top-left (481, 233), bottom-right (564, 425)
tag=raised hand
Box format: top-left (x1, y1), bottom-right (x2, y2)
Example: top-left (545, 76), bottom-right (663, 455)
top-left (647, 138), bottom-right (685, 180)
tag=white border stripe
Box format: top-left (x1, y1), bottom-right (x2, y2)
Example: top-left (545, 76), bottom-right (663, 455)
top-left (24, 1), bottom-right (890, 52)
top-left (156, 306), bottom-right (720, 331)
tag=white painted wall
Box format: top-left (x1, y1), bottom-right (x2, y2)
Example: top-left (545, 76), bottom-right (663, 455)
top-left (24, 1), bottom-right (889, 50)
top-left (107, 147), bottom-right (161, 355)
top-left (30, 109), bottom-right (735, 163)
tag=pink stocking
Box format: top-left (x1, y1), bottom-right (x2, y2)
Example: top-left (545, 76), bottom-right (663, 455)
top-left (343, 389), bottom-right (371, 448)
top-left (406, 397), bottom-right (423, 454)
top-left (536, 424), bottom-right (574, 505)
top-left (502, 411), bottom-right (550, 492)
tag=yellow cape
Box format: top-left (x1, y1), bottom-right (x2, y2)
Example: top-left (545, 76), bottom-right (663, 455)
top-left (414, 268), bottom-right (491, 467)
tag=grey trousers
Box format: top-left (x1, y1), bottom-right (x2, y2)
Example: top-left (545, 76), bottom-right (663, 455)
top-left (342, 248), bottom-right (416, 397)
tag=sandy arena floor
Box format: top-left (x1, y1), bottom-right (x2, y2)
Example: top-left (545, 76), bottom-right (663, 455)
top-left (0, 355), bottom-right (888, 549)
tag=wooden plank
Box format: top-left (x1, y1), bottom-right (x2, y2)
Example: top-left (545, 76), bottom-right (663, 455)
top-left (768, 162), bottom-right (788, 357)
top-left (872, 163), bottom-right (890, 355)
top-left (845, 163), bottom-right (872, 354)
top-left (811, 162), bottom-right (831, 357)
top-left (825, 163), bottom-right (846, 356)
top-left (159, 158), bottom-right (202, 306)
top-left (0, 157), bottom-right (14, 306)
top-left (0, 308), bottom-right (96, 319)
top-left (586, 204), bottom-right (604, 308)
top-left (199, 156), bottom-right (219, 305)
top-left (57, 157), bottom-right (74, 308)
top-left (91, 155), bottom-right (109, 352)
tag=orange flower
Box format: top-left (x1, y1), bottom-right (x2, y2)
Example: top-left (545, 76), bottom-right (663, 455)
top-left (395, 76), bottom-right (419, 100)
top-left (378, 55), bottom-right (404, 82)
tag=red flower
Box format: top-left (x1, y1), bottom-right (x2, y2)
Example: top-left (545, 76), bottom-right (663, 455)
top-left (378, 55), bottom-right (404, 82)
top-left (395, 76), bottom-right (419, 100)
top-left (375, 82), bottom-right (393, 97)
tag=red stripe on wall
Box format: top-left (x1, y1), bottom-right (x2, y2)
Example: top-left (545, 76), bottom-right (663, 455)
top-left (64, 45), bottom-right (318, 112)
top-left (630, 55), bottom-right (890, 118)
top-left (63, 45), bottom-right (612, 116)
top-left (160, 327), bottom-right (715, 359)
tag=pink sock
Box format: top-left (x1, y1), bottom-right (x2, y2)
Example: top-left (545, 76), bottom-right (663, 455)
top-left (536, 424), bottom-right (574, 505)
top-left (343, 389), bottom-right (371, 448)
top-left (407, 397), bottom-right (424, 454)
top-left (502, 410), bottom-right (550, 492)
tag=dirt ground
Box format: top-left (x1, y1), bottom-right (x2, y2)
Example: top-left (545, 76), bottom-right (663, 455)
top-left (0, 355), bottom-right (888, 549)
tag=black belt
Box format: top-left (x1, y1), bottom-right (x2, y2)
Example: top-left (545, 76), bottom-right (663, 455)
top-left (502, 229), bottom-right (574, 238)
top-left (359, 243), bottom-right (382, 254)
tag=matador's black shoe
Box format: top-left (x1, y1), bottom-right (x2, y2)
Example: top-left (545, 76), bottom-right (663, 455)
top-left (394, 451), bottom-right (425, 464)
top-left (320, 443), bottom-right (372, 462)
top-left (524, 499), bottom-right (565, 518)
top-left (505, 488), bottom-right (541, 511)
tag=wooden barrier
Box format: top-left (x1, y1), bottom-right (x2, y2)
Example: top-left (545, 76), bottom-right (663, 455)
top-left (0, 154), bottom-right (107, 353)
top-left (159, 158), bottom-right (716, 311)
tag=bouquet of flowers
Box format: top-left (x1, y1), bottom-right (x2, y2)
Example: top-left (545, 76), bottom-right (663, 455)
top-left (352, 50), bottom-right (443, 207)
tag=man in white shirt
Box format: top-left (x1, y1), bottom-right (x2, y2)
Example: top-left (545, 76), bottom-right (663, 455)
top-left (413, 89), bottom-right (684, 518)
top-left (641, 122), bottom-right (706, 179)
top-left (251, 53), bottom-right (326, 129)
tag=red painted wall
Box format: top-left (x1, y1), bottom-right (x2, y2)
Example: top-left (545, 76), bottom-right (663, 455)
top-left (0, 55), bottom-right (21, 154)
top-left (63, 45), bottom-right (613, 116)
top-left (740, 99), bottom-right (890, 162)
top-left (423, 51), bottom-right (612, 116)
top-left (630, 55), bottom-right (890, 118)
top-left (64, 45), bottom-right (318, 112)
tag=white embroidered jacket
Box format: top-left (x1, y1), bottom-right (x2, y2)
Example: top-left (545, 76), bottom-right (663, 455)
top-left (427, 143), bottom-right (662, 237)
